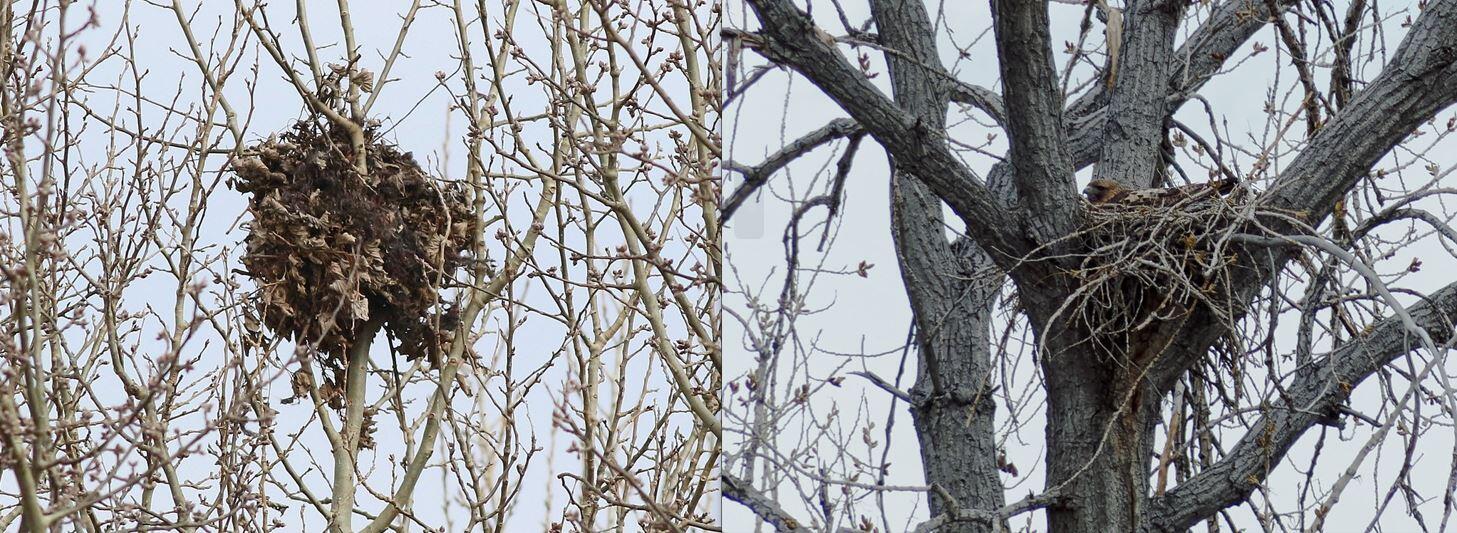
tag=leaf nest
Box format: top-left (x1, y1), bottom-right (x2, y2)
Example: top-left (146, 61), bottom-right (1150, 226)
top-left (231, 119), bottom-right (475, 375)
top-left (1060, 190), bottom-right (1273, 357)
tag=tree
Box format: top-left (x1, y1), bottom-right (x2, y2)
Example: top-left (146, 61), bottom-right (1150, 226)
top-left (723, 0), bottom-right (1457, 531)
top-left (0, 1), bottom-right (719, 531)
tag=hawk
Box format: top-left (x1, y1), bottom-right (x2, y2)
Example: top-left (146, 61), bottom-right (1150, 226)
top-left (1083, 178), bottom-right (1238, 206)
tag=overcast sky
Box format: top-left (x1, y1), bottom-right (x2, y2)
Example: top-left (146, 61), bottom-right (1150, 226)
top-left (83, 2), bottom-right (554, 528)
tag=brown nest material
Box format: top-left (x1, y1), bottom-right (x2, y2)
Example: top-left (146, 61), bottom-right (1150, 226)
top-left (1057, 189), bottom-right (1270, 363)
top-left (231, 119), bottom-right (475, 377)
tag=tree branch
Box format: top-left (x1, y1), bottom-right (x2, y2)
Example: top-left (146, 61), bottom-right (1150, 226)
top-left (1065, 0), bottom-right (1300, 169)
top-left (723, 118), bottom-right (862, 222)
top-left (949, 80), bottom-right (1007, 127)
top-left (1148, 0), bottom-right (1457, 391)
top-left (1267, 0), bottom-right (1457, 223)
top-left (1146, 280), bottom-right (1457, 532)
top-left (742, 0), bottom-right (1031, 264)
top-left (868, 1), bottom-right (1010, 526)
top-left (910, 489), bottom-right (1067, 533)
top-left (330, 319), bottom-right (383, 533)
top-left (990, 0), bottom-right (1077, 241)
top-left (1092, 0), bottom-right (1185, 188)
top-left (724, 474), bottom-right (812, 532)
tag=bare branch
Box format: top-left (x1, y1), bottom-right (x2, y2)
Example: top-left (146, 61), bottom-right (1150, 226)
top-left (990, 0), bottom-right (1078, 239)
top-left (741, 0), bottom-right (1030, 263)
top-left (1268, 0), bottom-right (1457, 223)
top-left (1148, 279), bottom-right (1457, 532)
top-left (949, 81), bottom-right (1007, 127)
top-left (723, 118), bottom-right (862, 221)
top-left (724, 474), bottom-right (814, 532)
top-left (1092, 0), bottom-right (1186, 188)
top-left (1065, 0), bottom-right (1301, 168)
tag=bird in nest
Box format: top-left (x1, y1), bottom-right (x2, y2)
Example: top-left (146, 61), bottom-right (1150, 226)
top-left (1082, 177), bottom-right (1239, 206)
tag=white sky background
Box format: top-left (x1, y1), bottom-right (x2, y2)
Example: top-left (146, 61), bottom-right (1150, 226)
top-left (723, 1), bottom-right (1457, 531)
top-left (0, 1), bottom-right (712, 531)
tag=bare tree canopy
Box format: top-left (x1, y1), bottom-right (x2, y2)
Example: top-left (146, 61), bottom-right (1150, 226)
top-left (0, 1), bottom-right (719, 531)
top-left (724, 0), bottom-right (1457, 532)
top-left (13, 0), bottom-right (1457, 530)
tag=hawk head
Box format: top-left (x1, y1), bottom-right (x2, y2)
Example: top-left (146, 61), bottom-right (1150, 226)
top-left (1082, 179), bottom-right (1126, 204)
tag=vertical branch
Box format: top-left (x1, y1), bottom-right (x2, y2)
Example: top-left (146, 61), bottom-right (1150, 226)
top-left (990, 0), bottom-right (1076, 238)
top-left (1092, 0), bottom-right (1186, 188)
top-left (334, 0), bottom-right (363, 122)
top-left (0, 392), bottom-right (46, 531)
top-left (168, 0), bottom-right (244, 145)
top-left (329, 319), bottom-right (383, 532)
top-left (294, 0), bottom-right (326, 89)
top-left (554, 3), bottom-right (603, 526)
top-left (361, 0), bottom-right (423, 115)
top-left (233, 0), bottom-right (367, 173)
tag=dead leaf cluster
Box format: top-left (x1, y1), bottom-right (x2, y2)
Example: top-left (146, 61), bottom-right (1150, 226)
top-left (231, 119), bottom-right (475, 386)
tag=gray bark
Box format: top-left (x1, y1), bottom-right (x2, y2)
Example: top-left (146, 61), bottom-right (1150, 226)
top-left (736, 0), bottom-right (1457, 531)
top-left (744, 0), bottom-right (1038, 271)
top-left (723, 474), bottom-right (813, 532)
top-left (869, 2), bottom-right (1006, 532)
top-left (989, 0), bottom-right (1079, 246)
top-left (1062, 0), bottom-right (1300, 163)
top-left (1036, 3), bottom-right (1189, 530)
top-left (1147, 281), bottom-right (1457, 532)
top-left (1092, 0), bottom-right (1184, 188)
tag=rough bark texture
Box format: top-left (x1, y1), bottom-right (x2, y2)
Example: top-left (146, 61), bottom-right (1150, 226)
top-left (745, 0), bottom-right (1036, 270)
top-left (1033, 3), bottom-right (1189, 530)
top-left (869, 2), bottom-right (1006, 531)
top-left (738, 0), bottom-right (1457, 530)
top-left (1147, 282), bottom-right (1457, 532)
top-left (989, 0), bottom-right (1079, 246)
top-left (1093, 0), bottom-right (1184, 188)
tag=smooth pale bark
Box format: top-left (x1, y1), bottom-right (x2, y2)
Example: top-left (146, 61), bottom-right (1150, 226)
top-left (331, 319), bottom-right (382, 533)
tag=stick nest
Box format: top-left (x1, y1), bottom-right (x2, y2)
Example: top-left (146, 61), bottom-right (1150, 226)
top-left (1061, 190), bottom-right (1266, 359)
top-left (231, 119), bottom-right (475, 374)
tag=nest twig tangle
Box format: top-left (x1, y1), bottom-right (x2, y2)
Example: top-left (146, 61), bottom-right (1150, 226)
top-left (1059, 188), bottom-right (1266, 365)
top-left (231, 118), bottom-right (475, 389)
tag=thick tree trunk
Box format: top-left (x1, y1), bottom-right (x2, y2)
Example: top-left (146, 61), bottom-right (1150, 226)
top-left (871, 1), bottom-right (1007, 530)
top-left (1042, 337), bottom-right (1160, 533)
top-left (741, 0), bottom-right (1457, 530)
top-left (1028, 291), bottom-right (1190, 532)
top-left (899, 233), bottom-right (1004, 533)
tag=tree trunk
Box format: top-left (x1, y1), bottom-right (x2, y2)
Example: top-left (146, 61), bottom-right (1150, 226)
top-left (871, 0), bottom-right (1008, 530)
top-left (1032, 308), bottom-right (1168, 533)
top-left (740, 0), bottom-right (1457, 529)
top-left (900, 233), bottom-right (1004, 533)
